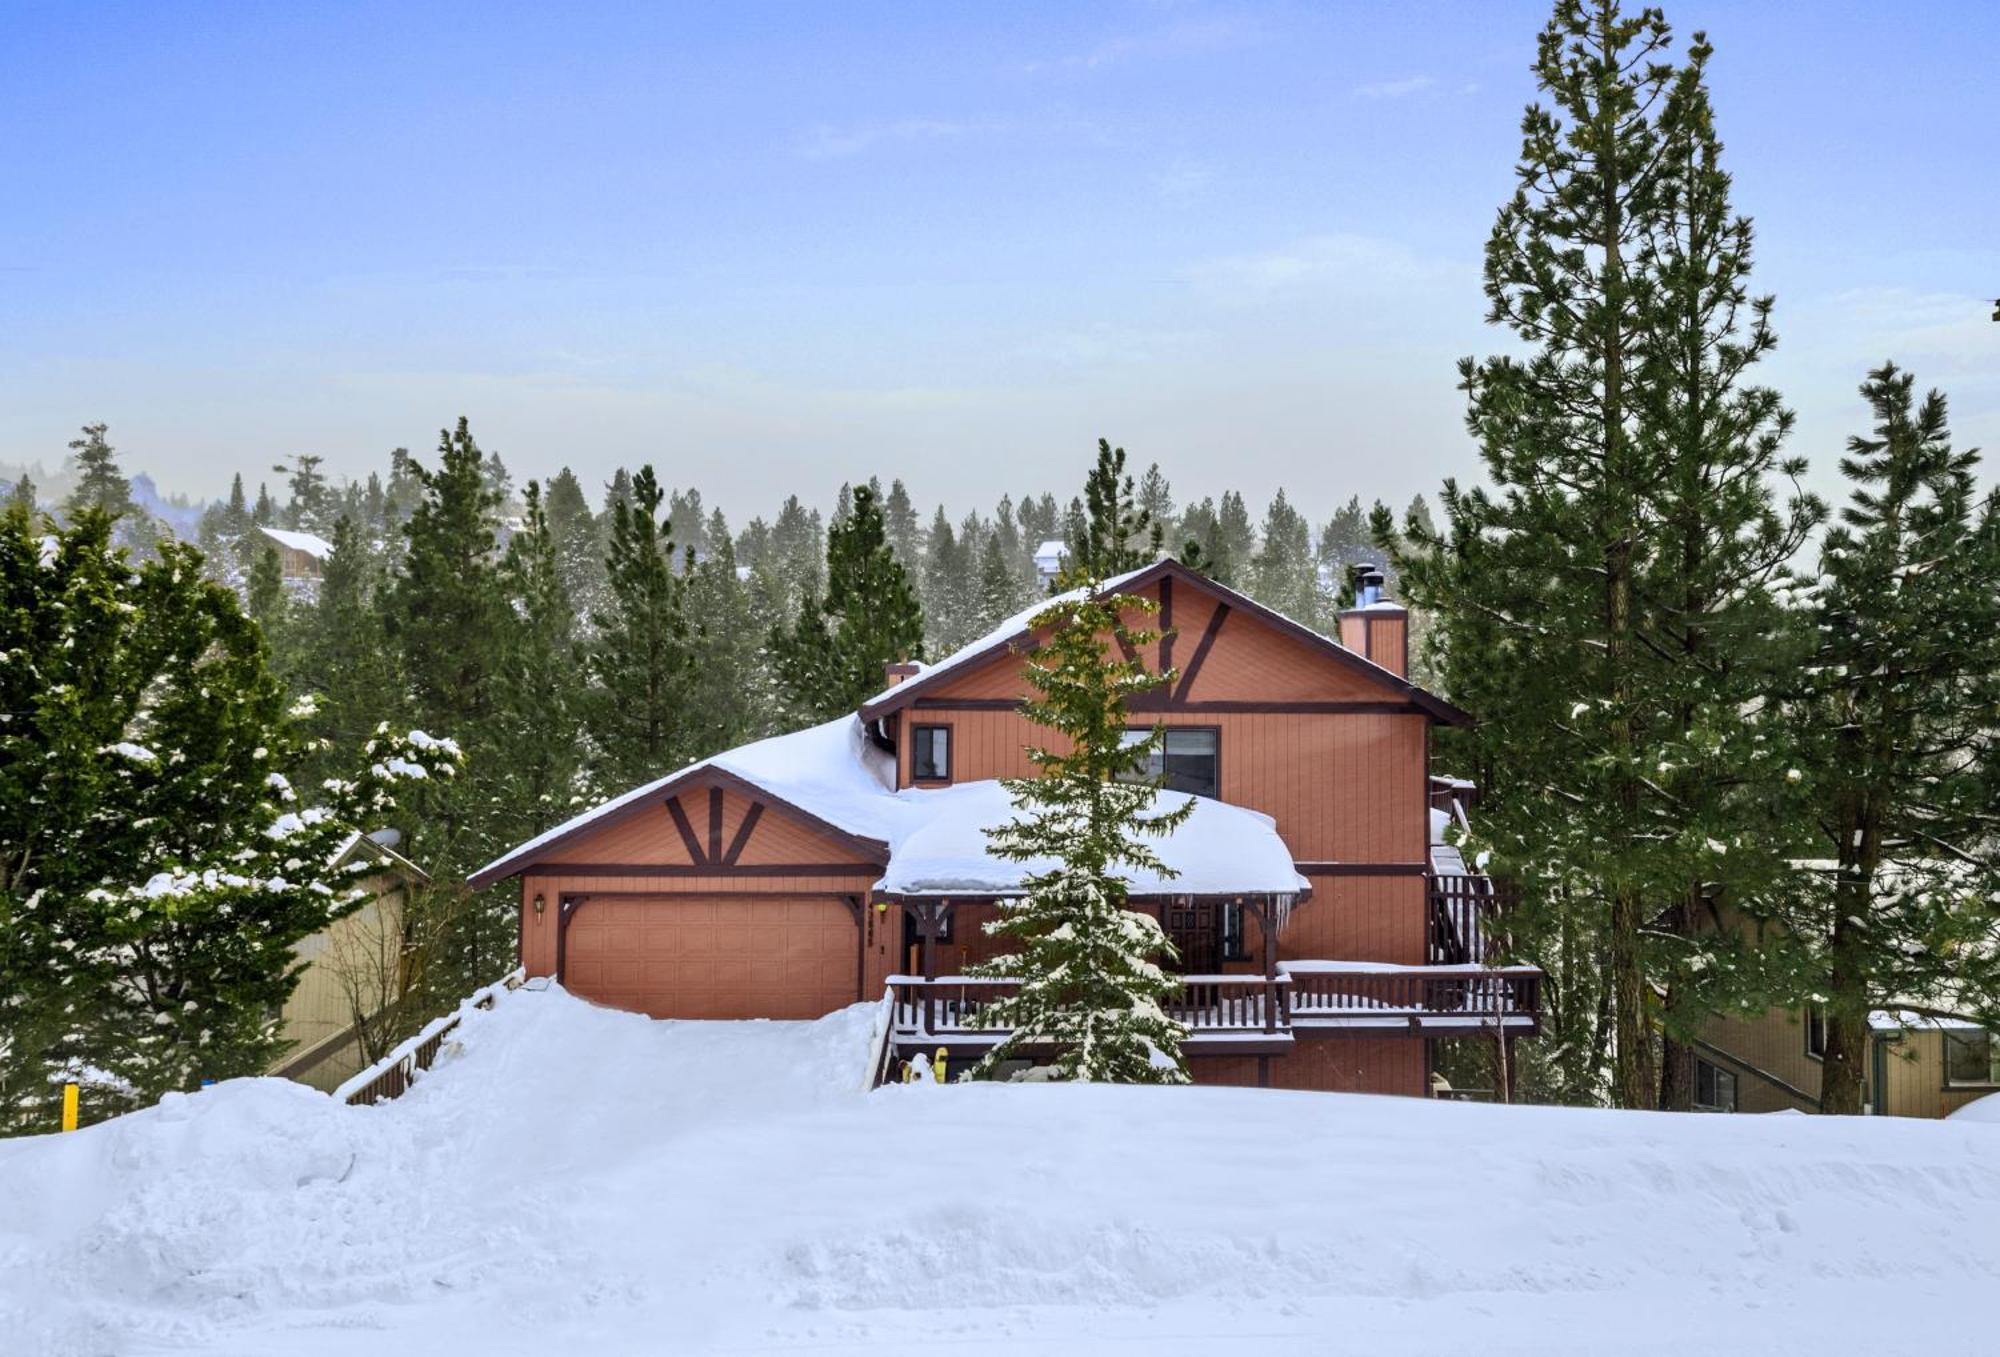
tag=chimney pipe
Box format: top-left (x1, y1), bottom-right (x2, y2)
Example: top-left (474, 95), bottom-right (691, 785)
top-left (1337, 563), bottom-right (1408, 676)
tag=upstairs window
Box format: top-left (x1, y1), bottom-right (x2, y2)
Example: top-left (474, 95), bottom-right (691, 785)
top-left (1945, 1030), bottom-right (2000, 1088)
top-left (1119, 727), bottom-right (1220, 800)
top-left (911, 725), bottom-right (951, 782)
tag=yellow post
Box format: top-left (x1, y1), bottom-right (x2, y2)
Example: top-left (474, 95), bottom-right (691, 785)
top-left (61, 1082), bottom-right (79, 1132)
top-left (934, 1046), bottom-right (948, 1085)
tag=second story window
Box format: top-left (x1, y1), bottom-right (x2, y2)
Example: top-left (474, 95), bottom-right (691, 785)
top-left (911, 724), bottom-right (951, 782)
top-left (1119, 726), bottom-right (1220, 799)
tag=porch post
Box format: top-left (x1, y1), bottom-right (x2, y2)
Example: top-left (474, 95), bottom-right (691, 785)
top-left (1249, 897), bottom-right (1277, 1034)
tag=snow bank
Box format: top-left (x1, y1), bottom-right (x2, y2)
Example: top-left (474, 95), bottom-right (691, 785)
top-left (9, 986), bottom-right (1998, 1356)
top-left (1947, 1092), bottom-right (2000, 1123)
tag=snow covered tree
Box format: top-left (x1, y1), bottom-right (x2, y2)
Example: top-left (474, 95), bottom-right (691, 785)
top-left (0, 504), bottom-right (461, 1126)
top-left (542, 466), bottom-right (604, 629)
top-left (1249, 488), bottom-right (1321, 627)
top-left (770, 482), bottom-right (924, 721)
top-left (966, 575), bottom-right (1194, 1084)
top-left (973, 529), bottom-right (1029, 632)
top-left (275, 453), bottom-right (333, 532)
top-left (289, 516), bottom-right (403, 790)
top-left (684, 514), bottom-right (772, 754)
top-left (62, 423), bottom-right (134, 522)
top-left (586, 465), bottom-right (696, 790)
top-left (1784, 365), bottom-right (2000, 1114)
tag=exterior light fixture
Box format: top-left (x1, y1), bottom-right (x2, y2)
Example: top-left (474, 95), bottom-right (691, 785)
top-left (533, 893), bottom-right (546, 916)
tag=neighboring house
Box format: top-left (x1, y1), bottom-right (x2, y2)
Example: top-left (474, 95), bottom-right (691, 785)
top-left (1694, 1006), bottom-right (2000, 1118)
top-left (1032, 538), bottom-right (1066, 590)
top-left (255, 525), bottom-right (334, 586)
top-left (470, 558), bottom-right (1540, 1094)
top-left (269, 830), bottom-right (428, 1093)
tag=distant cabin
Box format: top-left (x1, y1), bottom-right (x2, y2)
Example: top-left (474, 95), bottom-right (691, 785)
top-left (256, 526), bottom-right (334, 585)
top-left (1032, 538), bottom-right (1066, 589)
top-left (268, 830), bottom-right (429, 1093)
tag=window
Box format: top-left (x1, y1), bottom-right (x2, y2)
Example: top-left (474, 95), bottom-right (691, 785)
top-left (1944, 1030), bottom-right (2000, 1088)
top-left (1220, 901), bottom-right (1247, 963)
top-left (1118, 727), bottom-right (1220, 799)
top-left (1693, 1059), bottom-right (1738, 1113)
top-left (1806, 1006), bottom-right (1827, 1060)
top-left (911, 725), bottom-right (951, 782)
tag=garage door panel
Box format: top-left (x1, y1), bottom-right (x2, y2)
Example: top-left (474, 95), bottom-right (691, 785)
top-left (565, 894), bottom-right (856, 1020)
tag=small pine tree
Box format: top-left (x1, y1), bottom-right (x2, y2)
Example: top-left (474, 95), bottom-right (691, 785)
top-left (63, 423), bottom-right (134, 521)
top-left (966, 574), bottom-right (1194, 1084)
top-left (1072, 440), bottom-right (1162, 578)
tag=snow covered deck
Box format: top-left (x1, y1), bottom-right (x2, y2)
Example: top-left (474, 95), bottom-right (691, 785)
top-left (887, 962), bottom-right (1542, 1058)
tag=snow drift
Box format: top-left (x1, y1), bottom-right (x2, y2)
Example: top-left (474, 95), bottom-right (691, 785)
top-left (4, 985), bottom-right (1998, 1356)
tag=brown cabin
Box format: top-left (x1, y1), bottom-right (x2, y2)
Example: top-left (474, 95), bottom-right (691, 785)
top-left (471, 558), bottom-right (1540, 1094)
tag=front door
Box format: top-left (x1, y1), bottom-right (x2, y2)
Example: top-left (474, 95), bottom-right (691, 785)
top-left (1164, 899), bottom-right (1221, 974)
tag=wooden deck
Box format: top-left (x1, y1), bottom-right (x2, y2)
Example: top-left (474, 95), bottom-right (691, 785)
top-left (886, 962), bottom-right (1542, 1057)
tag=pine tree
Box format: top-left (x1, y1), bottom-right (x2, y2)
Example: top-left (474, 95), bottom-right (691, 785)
top-left (1376, 0), bottom-right (1705, 1108)
top-left (883, 478), bottom-right (922, 566)
top-left (685, 515), bottom-right (771, 753)
top-left (0, 504), bottom-right (459, 1124)
top-left (587, 465), bottom-right (696, 790)
top-left (1072, 439), bottom-right (1162, 578)
top-left (245, 542), bottom-right (290, 659)
top-left (291, 517), bottom-right (403, 789)
top-left (770, 482), bottom-right (924, 721)
top-left (63, 423), bottom-right (134, 522)
top-left (1787, 366), bottom-right (2000, 1114)
top-left (1249, 488), bottom-right (1320, 626)
top-left (493, 481), bottom-right (593, 842)
top-left (275, 454), bottom-right (332, 532)
top-left (966, 574), bottom-right (1194, 1083)
top-left (542, 467), bottom-right (603, 628)
top-left (973, 529), bottom-right (1029, 631)
top-left (922, 505), bottom-right (975, 653)
top-left (1137, 462), bottom-right (1177, 549)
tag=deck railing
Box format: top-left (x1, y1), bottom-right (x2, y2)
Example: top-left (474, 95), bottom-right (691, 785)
top-left (336, 967), bottom-right (526, 1107)
top-left (1283, 962), bottom-right (1541, 1027)
top-left (887, 964), bottom-right (1540, 1043)
top-left (1427, 873), bottom-right (1517, 966)
top-left (888, 973), bottom-right (1289, 1039)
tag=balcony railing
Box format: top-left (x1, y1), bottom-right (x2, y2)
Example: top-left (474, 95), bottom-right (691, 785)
top-left (887, 961), bottom-right (1541, 1046)
top-left (1427, 872), bottom-right (1517, 966)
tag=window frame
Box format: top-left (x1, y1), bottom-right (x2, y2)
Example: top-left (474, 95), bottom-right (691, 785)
top-left (1118, 724), bottom-right (1222, 801)
top-left (1693, 1057), bottom-right (1738, 1113)
top-left (910, 724), bottom-right (952, 783)
top-left (1805, 1005), bottom-right (1826, 1061)
top-left (1943, 1029), bottom-right (2000, 1089)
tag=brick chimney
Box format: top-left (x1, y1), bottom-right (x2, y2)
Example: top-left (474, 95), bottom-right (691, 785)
top-left (1337, 564), bottom-right (1408, 677)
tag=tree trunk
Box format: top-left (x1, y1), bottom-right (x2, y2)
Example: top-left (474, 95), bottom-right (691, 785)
top-left (1658, 1025), bottom-right (1695, 1111)
top-left (1820, 1008), bottom-right (1869, 1115)
top-left (1610, 884), bottom-right (1656, 1109)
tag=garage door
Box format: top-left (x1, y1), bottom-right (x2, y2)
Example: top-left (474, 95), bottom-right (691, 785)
top-left (562, 895), bottom-right (857, 1020)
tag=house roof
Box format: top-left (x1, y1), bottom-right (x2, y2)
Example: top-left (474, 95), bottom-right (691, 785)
top-left (466, 712), bottom-right (1309, 899)
top-left (258, 526), bottom-right (335, 559)
top-left (330, 829), bottom-right (431, 885)
top-left (858, 557), bottom-right (1472, 726)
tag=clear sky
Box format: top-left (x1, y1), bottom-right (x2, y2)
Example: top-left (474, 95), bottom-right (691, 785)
top-left (2, 0), bottom-right (1995, 520)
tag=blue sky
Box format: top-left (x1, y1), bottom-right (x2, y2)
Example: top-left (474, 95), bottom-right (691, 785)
top-left (2, 0), bottom-right (1994, 520)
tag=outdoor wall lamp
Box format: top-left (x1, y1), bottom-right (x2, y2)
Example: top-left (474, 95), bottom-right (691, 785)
top-left (533, 893), bottom-right (546, 917)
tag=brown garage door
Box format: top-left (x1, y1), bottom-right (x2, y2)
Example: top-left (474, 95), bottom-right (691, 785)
top-left (563, 895), bottom-right (856, 1020)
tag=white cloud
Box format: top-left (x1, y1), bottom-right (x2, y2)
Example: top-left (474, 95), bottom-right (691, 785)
top-left (794, 118), bottom-right (995, 161)
top-left (1351, 75), bottom-right (1435, 101)
top-left (1022, 15), bottom-right (1264, 76)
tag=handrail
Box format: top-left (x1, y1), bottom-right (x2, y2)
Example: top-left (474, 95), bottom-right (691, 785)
top-left (862, 989), bottom-right (899, 1091)
top-left (337, 967), bottom-right (526, 1106)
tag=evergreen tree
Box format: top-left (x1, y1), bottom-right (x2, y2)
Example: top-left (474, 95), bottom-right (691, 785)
top-left (973, 529), bottom-right (1029, 631)
top-left (245, 542), bottom-right (290, 657)
top-left (0, 505), bottom-right (458, 1125)
top-left (291, 517), bottom-right (402, 790)
top-left (922, 505), bottom-right (976, 653)
top-left (275, 454), bottom-right (332, 531)
top-left (1071, 439), bottom-right (1162, 578)
top-left (382, 418), bottom-right (508, 885)
top-left (684, 514), bottom-right (771, 753)
top-left (1376, 0), bottom-right (1815, 1108)
top-left (493, 482), bottom-right (593, 842)
top-left (587, 465), bottom-right (696, 790)
top-left (542, 467), bottom-right (603, 627)
top-left (252, 482), bottom-right (277, 526)
top-left (1249, 488), bottom-right (1320, 625)
top-left (6, 475), bottom-right (35, 516)
top-left (883, 477), bottom-right (922, 566)
top-left (1137, 462), bottom-right (1177, 549)
top-left (63, 423), bottom-right (134, 522)
top-left (967, 573), bottom-right (1194, 1083)
top-left (770, 482), bottom-right (924, 721)
top-left (1786, 365), bottom-right (2000, 1114)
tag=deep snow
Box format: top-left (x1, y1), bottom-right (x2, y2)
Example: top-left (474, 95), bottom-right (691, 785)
top-left (4, 986), bottom-right (1998, 1357)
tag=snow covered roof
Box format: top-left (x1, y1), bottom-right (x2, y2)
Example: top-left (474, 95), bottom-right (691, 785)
top-left (1033, 538), bottom-right (1066, 567)
top-left (468, 712), bottom-right (1308, 899)
top-left (258, 526), bottom-right (335, 559)
top-left (877, 782), bottom-right (1307, 898)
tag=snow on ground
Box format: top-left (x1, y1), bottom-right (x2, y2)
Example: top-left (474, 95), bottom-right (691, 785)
top-left (4, 987), bottom-right (1999, 1357)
